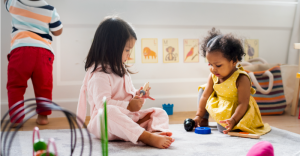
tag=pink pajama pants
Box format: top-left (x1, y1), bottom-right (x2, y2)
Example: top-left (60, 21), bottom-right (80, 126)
top-left (87, 105), bottom-right (169, 144)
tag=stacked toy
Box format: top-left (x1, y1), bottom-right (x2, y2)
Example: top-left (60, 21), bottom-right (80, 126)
top-left (1, 98), bottom-right (93, 156)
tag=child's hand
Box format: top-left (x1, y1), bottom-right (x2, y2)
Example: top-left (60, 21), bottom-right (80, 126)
top-left (137, 87), bottom-right (155, 100)
top-left (127, 95), bottom-right (145, 112)
top-left (193, 116), bottom-right (202, 127)
top-left (219, 118), bottom-right (237, 134)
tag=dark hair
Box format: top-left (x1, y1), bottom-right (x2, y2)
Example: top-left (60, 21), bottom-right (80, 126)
top-left (200, 28), bottom-right (245, 62)
top-left (85, 16), bottom-right (137, 77)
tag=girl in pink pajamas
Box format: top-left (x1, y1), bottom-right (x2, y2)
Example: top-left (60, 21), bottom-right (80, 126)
top-left (77, 16), bottom-right (175, 149)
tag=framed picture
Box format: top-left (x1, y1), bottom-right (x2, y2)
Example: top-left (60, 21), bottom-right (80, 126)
top-left (244, 39), bottom-right (259, 61)
top-left (141, 38), bottom-right (158, 63)
top-left (163, 38), bottom-right (179, 63)
top-left (126, 45), bottom-right (135, 64)
top-left (183, 39), bottom-right (199, 63)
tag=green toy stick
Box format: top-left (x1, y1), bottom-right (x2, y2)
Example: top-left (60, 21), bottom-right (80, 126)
top-left (100, 96), bottom-right (108, 156)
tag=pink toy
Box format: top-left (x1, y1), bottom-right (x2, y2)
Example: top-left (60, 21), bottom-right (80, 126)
top-left (46, 138), bottom-right (58, 156)
top-left (33, 127), bottom-right (46, 156)
top-left (246, 141), bottom-right (274, 156)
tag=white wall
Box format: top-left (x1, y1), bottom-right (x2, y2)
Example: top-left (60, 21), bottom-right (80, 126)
top-left (1, 0), bottom-right (297, 118)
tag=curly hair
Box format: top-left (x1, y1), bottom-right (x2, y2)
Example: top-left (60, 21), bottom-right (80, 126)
top-left (200, 28), bottom-right (245, 62)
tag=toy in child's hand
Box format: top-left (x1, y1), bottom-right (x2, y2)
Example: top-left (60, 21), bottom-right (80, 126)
top-left (184, 118), bottom-right (195, 131)
top-left (228, 132), bottom-right (260, 139)
top-left (139, 82), bottom-right (150, 97)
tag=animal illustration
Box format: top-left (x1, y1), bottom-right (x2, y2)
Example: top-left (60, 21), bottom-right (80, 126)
top-left (165, 46), bottom-right (176, 61)
top-left (143, 47), bottom-right (157, 59)
top-left (185, 47), bottom-right (194, 61)
top-left (247, 44), bottom-right (255, 59)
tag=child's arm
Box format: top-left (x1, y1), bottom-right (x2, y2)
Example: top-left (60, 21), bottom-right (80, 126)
top-left (4, 0), bottom-right (10, 11)
top-left (90, 73), bottom-right (144, 111)
top-left (136, 86), bottom-right (155, 100)
top-left (51, 28), bottom-right (63, 36)
top-left (127, 95), bottom-right (144, 112)
top-left (220, 74), bottom-right (250, 134)
top-left (49, 8), bottom-right (63, 36)
top-left (193, 74), bottom-right (214, 127)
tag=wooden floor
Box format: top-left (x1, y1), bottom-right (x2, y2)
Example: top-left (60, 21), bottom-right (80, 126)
top-left (3, 108), bottom-right (300, 134)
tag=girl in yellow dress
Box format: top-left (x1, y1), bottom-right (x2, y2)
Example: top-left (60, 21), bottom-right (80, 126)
top-left (193, 28), bottom-right (271, 135)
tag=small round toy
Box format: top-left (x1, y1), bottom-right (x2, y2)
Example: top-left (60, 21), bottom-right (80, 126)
top-left (139, 90), bottom-right (146, 96)
top-left (195, 127), bottom-right (211, 134)
top-left (139, 82), bottom-right (149, 97)
top-left (33, 139), bottom-right (47, 152)
top-left (184, 118), bottom-right (195, 131)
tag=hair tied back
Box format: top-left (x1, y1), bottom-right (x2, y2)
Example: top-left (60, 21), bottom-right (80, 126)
top-left (206, 35), bottom-right (223, 48)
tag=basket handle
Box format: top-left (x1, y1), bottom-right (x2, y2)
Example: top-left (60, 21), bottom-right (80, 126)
top-left (238, 62), bottom-right (252, 67)
top-left (248, 58), bottom-right (268, 64)
top-left (248, 70), bottom-right (274, 94)
top-left (239, 58), bottom-right (268, 67)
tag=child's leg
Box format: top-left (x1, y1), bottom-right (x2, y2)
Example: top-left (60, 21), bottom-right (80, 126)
top-left (89, 105), bottom-right (174, 149)
top-left (7, 47), bottom-right (35, 124)
top-left (217, 123), bottom-right (227, 133)
top-left (138, 108), bottom-right (170, 133)
top-left (137, 108), bottom-right (174, 148)
top-left (89, 105), bottom-right (144, 142)
top-left (137, 112), bottom-right (152, 125)
top-left (138, 130), bottom-right (174, 149)
top-left (31, 48), bottom-right (54, 125)
top-left (198, 88), bottom-right (209, 126)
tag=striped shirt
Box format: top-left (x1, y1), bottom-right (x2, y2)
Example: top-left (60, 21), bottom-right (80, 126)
top-left (5, 0), bottom-right (63, 54)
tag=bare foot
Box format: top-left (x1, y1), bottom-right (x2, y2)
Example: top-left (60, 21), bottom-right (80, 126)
top-left (137, 112), bottom-right (153, 125)
top-left (154, 131), bottom-right (173, 137)
top-left (138, 131), bottom-right (175, 149)
top-left (36, 115), bottom-right (49, 125)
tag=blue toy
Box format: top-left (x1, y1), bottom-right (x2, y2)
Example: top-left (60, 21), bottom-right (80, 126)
top-left (162, 103), bottom-right (174, 115)
top-left (139, 82), bottom-right (149, 97)
top-left (195, 127), bottom-right (211, 134)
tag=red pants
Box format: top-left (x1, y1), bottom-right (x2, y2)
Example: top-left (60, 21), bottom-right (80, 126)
top-left (7, 47), bottom-right (54, 123)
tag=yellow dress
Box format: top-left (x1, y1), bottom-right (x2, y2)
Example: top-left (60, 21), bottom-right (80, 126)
top-left (198, 66), bottom-right (271, 135)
